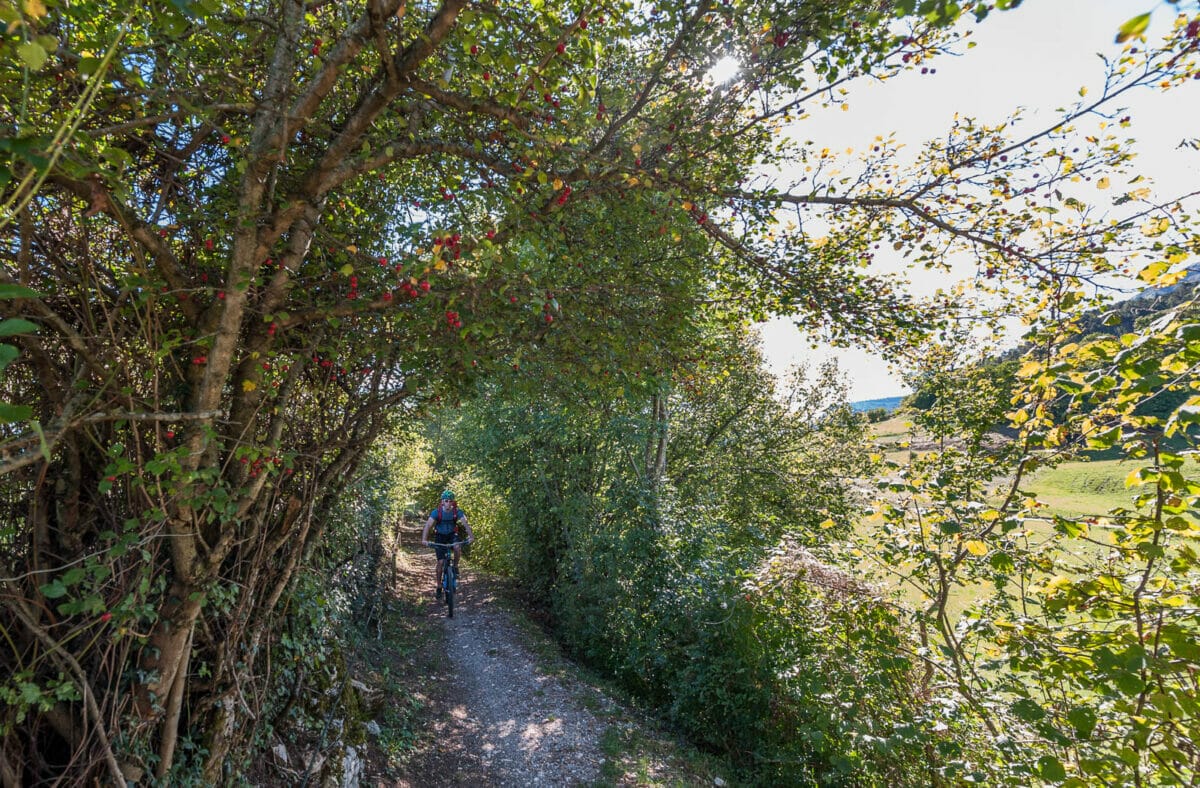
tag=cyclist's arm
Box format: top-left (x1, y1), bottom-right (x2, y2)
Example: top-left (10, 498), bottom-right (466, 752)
top-left (459, 515), bottom-right (475, 543)
top-left (420, 516), bottom-right (434, 545)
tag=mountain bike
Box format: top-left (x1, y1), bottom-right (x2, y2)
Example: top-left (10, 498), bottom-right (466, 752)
top-left (427, 540), bottom-right (469, 618)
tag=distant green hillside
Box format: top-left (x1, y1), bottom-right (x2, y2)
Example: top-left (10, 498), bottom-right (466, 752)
top-left (850, 395), bottom-right (904, 413)
top-left (903, 267), bottom-right (1200, 423)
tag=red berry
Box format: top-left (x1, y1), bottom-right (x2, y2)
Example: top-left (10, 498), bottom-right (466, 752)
top-left (100, 612), bottom-right (112, 623)
top-left (556, 43), bottom-right (565, 54)
top-left (221, 134), bottom-right (230, 144)
top-left (470, 44), bottom-right (479, 55)
top-left (482, 71), bottom-right (491, 81)
top-left (486, 229), bottom-right (496, 239)
top-left (580, 19), bottom-right (588, 29)
top-left (165, 431), bottom-right (175, 439)
top-left (510, 295), bottom-right (518, 303)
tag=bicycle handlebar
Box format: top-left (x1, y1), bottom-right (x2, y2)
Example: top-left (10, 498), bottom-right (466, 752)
top-left (424, 540), bottom-right (471, 547)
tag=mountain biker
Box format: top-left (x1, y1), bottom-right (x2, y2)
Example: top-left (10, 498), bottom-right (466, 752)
top-left (421, 489), bottom-right (474, 599)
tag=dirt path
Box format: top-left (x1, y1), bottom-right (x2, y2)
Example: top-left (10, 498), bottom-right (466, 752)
top-left (393, 544), bottom-right (615, 787)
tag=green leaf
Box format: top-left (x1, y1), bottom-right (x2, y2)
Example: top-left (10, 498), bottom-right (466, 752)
top-left (1038, 755), bottom-right (1066, 782)
top-left (40, 579), bottom-right (68, 599)
top-left (0, 284), bottom-right (41, 299)
top-left (1067, 706), bottom-right (1096, 740)
top-left (1011, 698), bottom-right (1045, 722)
top-left (0, 318), bottom-right (38, 337)
top-left (1053, 516), bottom-right (1087, 538)
top-left (937, 520), bottom-right (962, 535)
top-left (0, 403), bottom-right (32, 423)
top-left (1176, 324), bottom-right (1200, 342)
top-left (16, 41), bottom-right (49, 71)
top-left (989, 551), bottom-right (1015, 572)
top-left (1112, 670), bottom-right (1146, 696)
top-left (1115, 13), bottom-right (1151, 44)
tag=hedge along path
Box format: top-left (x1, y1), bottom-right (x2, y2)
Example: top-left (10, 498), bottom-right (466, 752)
top-left (394, 536), bottom-right (613, 787)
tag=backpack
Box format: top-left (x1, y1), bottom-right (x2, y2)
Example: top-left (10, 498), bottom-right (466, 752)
top-left (432, 503), bottom-right (463, 536)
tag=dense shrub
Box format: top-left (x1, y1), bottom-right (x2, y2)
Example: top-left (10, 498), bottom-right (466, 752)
top-left (433, 338), bottom-right (984, 784)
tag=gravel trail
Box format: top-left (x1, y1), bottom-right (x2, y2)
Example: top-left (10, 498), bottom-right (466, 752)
top-left (396, 548), bottom-right (612, 787)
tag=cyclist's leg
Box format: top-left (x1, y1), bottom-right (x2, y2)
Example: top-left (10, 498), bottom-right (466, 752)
top-left (433, 539), bottom-right (449, 595)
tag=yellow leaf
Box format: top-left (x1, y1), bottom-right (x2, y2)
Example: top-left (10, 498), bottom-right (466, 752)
top-left (631, 143), bottom-right (642, 155)
top-left (841, 103), bottom-right (849, 112)
top-left (1017, 360), bottom-right (1044, 378)
top-left (1141, 217), bottom-right (1170, 237)
top-left (242, 380), bottom-right (257, 392)
top-left (626, 176), bottom-right (639, 186)
top-left (339, 264), bottom-right (354, 276)
top-left (552, 177), bottom-right (563, 190)
top-left (964, 540), bottom-right (988, 557)
top-left (819, 519), bottom-right (835, 529)
top-left (345, 244), bottom-right (358, 253)
top-left (24, 0), bottom-right (48, 18)
top-left (681, 201), bottom-right (694, 211)
top-left (433, 260), bottom-right (448, 272)
top-left (1096, 177), bottom-right (1110, 190)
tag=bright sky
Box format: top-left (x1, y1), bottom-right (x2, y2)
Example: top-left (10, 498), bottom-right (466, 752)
top-left (759, 0), bottom-right (1200, 401)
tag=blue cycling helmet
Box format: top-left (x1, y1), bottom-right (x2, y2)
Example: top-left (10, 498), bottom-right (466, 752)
top-left (441, 489), bottom-right (455, 501)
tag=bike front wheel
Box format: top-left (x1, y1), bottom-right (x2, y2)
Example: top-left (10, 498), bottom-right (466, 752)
top-left (445, 564), bottom-right (456, 619)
